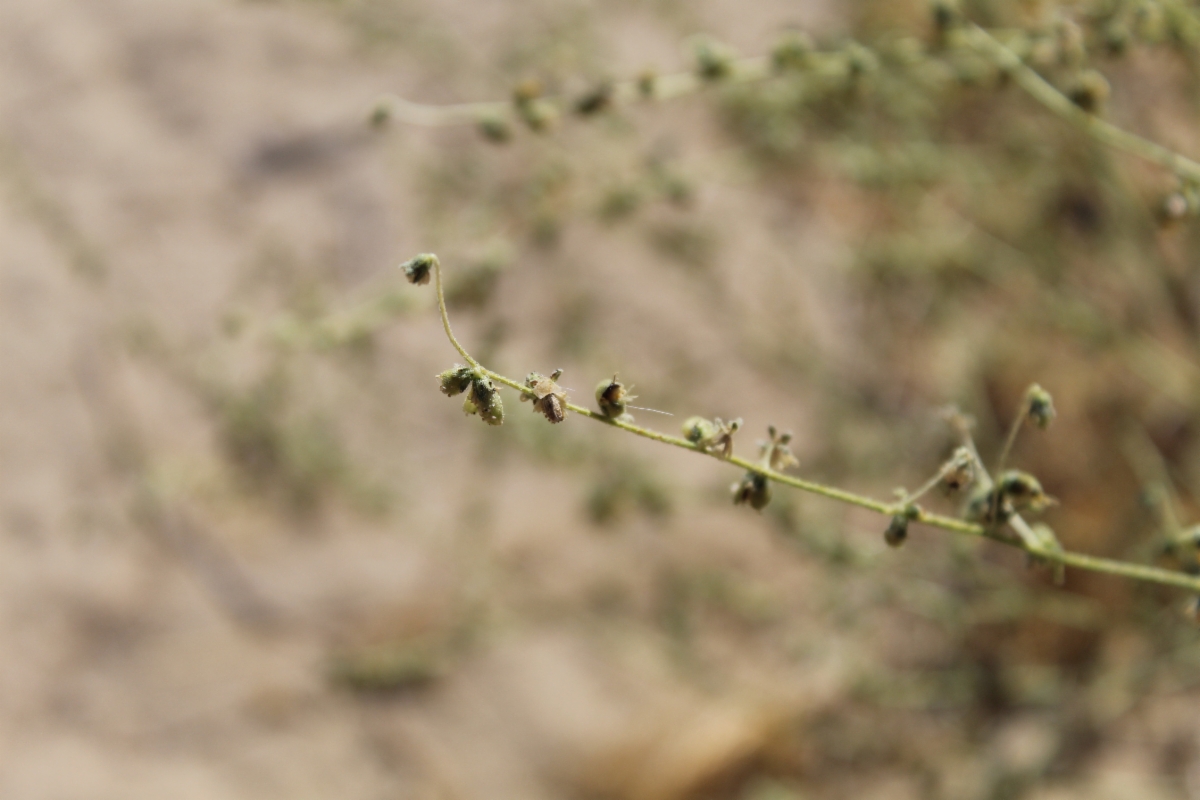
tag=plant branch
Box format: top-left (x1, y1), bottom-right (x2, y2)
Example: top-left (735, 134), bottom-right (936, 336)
top-left (966, 25), bottom-right (1200, 184)
top-left (425, 256), bottom-right (1200, 595)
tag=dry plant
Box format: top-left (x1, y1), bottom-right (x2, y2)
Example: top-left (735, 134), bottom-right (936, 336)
top-left (382, 3), bottom-right (1200, 599)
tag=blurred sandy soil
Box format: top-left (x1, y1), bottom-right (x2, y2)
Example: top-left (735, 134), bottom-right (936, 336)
top-left (2, 1), bottom-right (1200, 798)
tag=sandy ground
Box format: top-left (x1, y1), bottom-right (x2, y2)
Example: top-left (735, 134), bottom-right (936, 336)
top-left (3, 1), bottom-right (1200, 798)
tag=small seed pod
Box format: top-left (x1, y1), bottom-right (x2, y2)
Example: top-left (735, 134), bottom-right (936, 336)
top-left (682, 416), bottom-right (741, 458)
top-left (478, 115), bottom-right (512, 143)
top-left (771, 31), bottom-right (814, 72)
top-left (732, 471), bottom-right (771, 510)
top-left (574, 82), bottom-right (613, 116)
top-left (438, 364), bottom-right (476, 397)
top-left (997, 470), bottom-right (1055, 513)
top-left (1025, 384), bottom-right (1056, 429)
top-left (683, 416), bottom-right (718, 444)
top-left (692, 36), bottom-right (736, 82)
top-left (1066, 70), bottom-right (1110, 114)
top-left (884, 514), bottom-right (909, 547)
top-left (464, 376), bottom-right (504, 425)
top-left (401, 253), bottom-right (438, 285)
top-left (966, 486), bottom-right (1013, 525)
top-left (595, 374), bottom-right (630, 419)
top-left (940, 446), bottom-right (975, 494)
top-left (522, 371), bottom-right (568, 424)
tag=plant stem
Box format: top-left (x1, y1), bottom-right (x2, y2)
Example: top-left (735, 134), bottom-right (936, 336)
top-left (427, 257), bottom-right (1200, 595)
top-left (967, 25), bottom-right (1200, 183)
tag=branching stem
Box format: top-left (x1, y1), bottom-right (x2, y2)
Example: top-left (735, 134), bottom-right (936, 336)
top-left (426, 257), bottom-right (1200, 595)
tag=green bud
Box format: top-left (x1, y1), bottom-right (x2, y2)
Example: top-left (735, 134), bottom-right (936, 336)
top-left (401, 253), bottom-right (438, 285)
top-left (683, 416), bottom-right (718, 444)
top-left (1025, 384), bottom-right (1055, 429)
top-left (464, 377), bottom-right (504, 425)
top-left (438, 365), bottom-right (476, 397)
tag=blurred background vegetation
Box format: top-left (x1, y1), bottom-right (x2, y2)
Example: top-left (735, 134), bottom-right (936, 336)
top-left (5, 0), bottom-right (1200, 798)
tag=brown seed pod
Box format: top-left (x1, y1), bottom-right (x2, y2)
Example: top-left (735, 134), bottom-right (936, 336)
top-left (523, 370), bottom-right (569, 424)
top-left (400, 253), bottom-right (437, 285)
top-left (732, 471), bottom-right (771, 510)
top-left (884, 514), bottom-right (909, 547)
top-left (596, 374), bottom-right (631, 419)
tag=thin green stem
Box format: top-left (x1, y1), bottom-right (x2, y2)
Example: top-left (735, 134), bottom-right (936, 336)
top-left (427, 257), bottom-right (1200, 595)
top-left (967, 25), bottom-right (1200, 183)
top-left (431, 256), bottom-right (479, 370)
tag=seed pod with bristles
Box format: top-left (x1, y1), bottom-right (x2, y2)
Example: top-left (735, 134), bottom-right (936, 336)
top-left (438, 364), bottom-right (476, 397)
top-left (401, 253), bottom-right (438, 285)
top-left (732, 471), bottom-right (771, 510)
top-left (596, 374), bottom-right (630, 419)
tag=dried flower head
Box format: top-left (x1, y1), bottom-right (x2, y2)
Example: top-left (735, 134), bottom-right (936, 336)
top-left (523, 370), bottom-right (568, 423)
top-left (463, 376), bottom-right (504, 425)
top-left (732, 471), bottom-right (771, 510)
top-left (438, 364), bottom-right (476, 397)
top-left (683, 416), bottom-right (741, 458)
top-left (997, 470), bottom-right (1056, 512)
top-left (1025, 384), bottom-right (1056, 429)
top-left (967, 470), bottom-right (1056, 524)
top-left (940, 446), bottom-right (975, 494)
top-left (401, 253), bottom-right (438, 285)
top-left (761, 425), bottom-right (798, 472)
